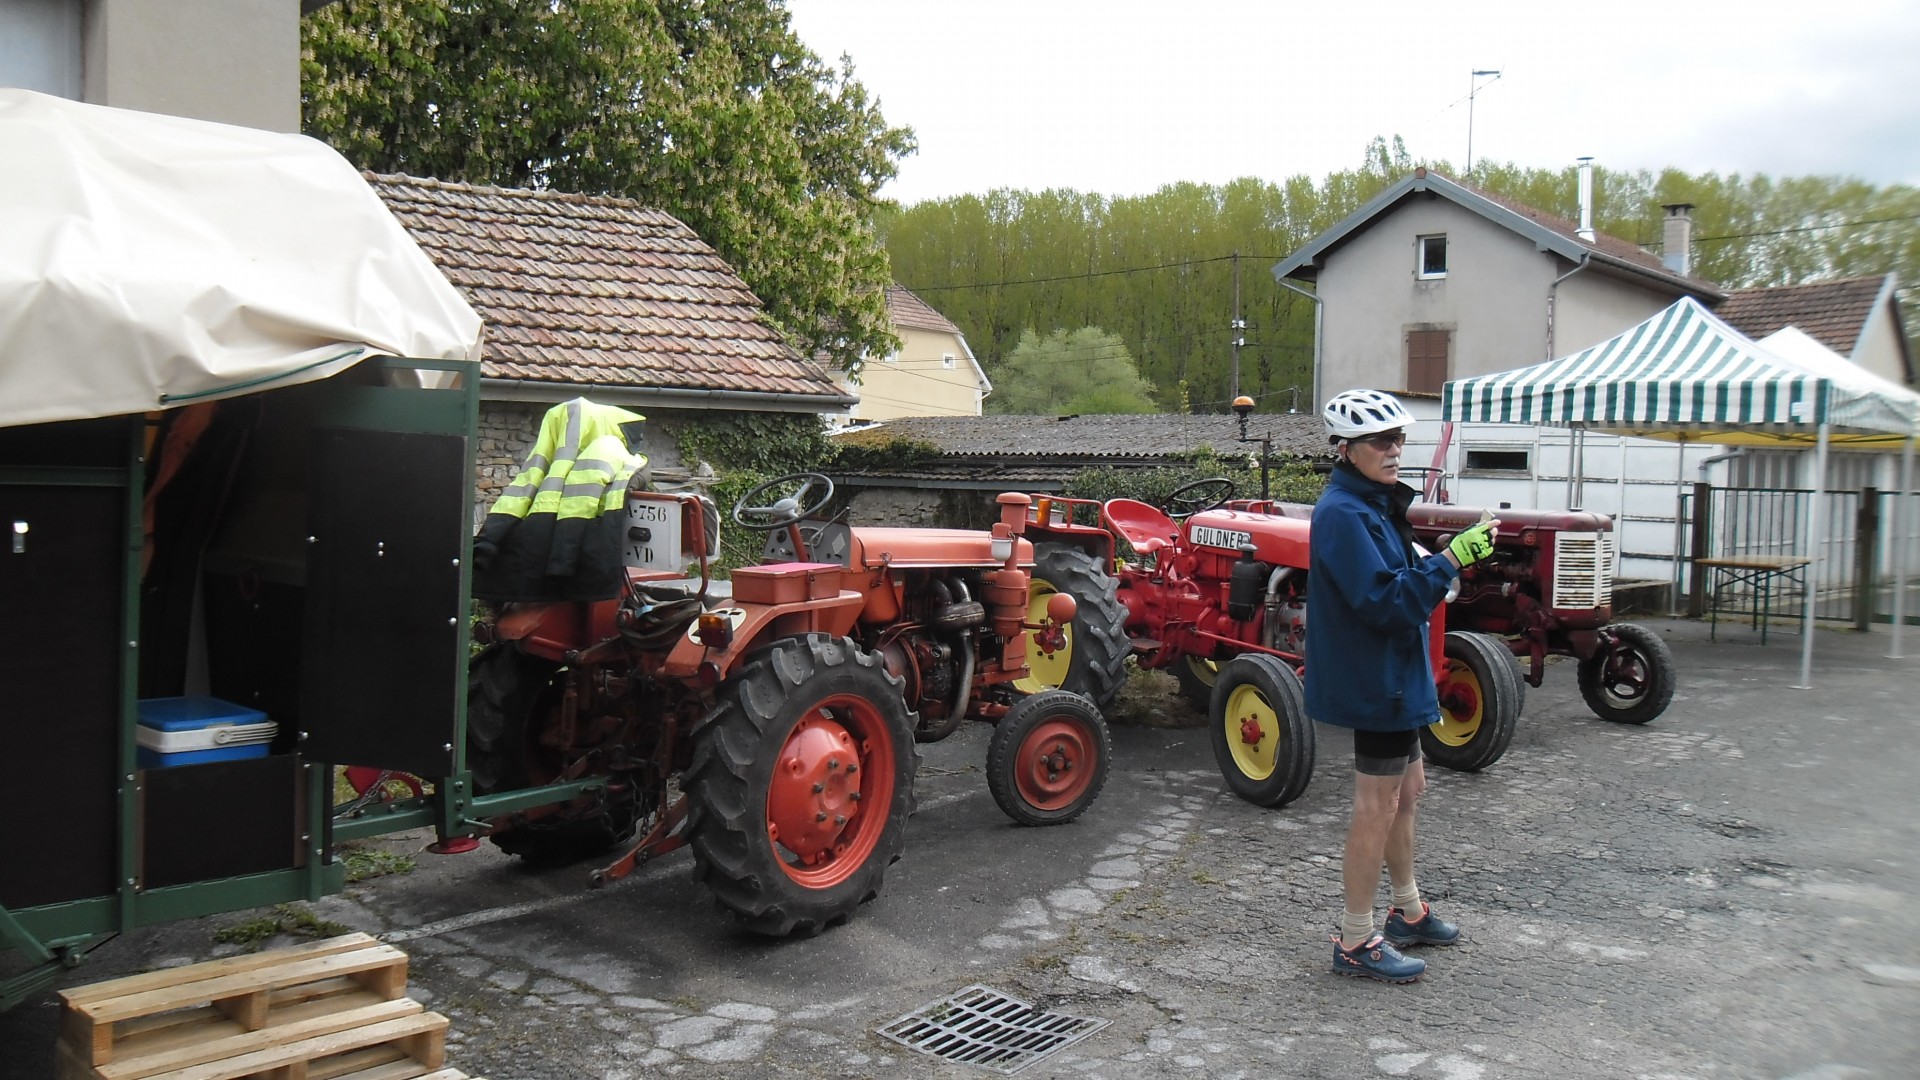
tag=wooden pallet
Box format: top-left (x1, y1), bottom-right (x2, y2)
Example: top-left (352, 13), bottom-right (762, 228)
top-left (55, 933), bottom-right (473, 1080)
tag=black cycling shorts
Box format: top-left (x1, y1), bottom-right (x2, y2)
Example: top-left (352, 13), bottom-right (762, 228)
top-left (1353, 727), bottom-right (1422, 776)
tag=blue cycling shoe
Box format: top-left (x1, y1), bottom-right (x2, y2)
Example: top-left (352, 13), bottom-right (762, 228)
top-left (1331, 934), bottom-right (1425, 983)
top-left (1383, 903), bottom-right (1461, 947)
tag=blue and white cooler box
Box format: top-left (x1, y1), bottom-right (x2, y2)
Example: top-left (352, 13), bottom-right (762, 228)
top-left (136, 696), bottom-right (277, 768)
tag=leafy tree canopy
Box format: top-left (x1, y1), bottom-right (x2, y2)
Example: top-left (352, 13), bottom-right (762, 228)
top-left (302, 0), bottom-right (915, 375)
top-left (884, 139), bottom-right (1919, 415)
top-left (987, 327), bottom-right (1157, 415)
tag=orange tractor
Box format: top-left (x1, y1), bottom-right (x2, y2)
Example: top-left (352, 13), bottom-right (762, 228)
top-left (1020, 479), bottom-right (1523, 807)
top-left (459, 475), bottom-right (1117, 936)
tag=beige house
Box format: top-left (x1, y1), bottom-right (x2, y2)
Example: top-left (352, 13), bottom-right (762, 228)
top-left (1272, 167), bottom-right (1723, 407)
top-left (0, 0), bottom-right (303, 132)
top-left (833, 286), bottom-right (990, 426)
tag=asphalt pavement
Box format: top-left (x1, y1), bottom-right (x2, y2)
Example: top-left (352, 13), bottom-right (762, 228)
top-left (4, 615), bottom-right (1917, 1079)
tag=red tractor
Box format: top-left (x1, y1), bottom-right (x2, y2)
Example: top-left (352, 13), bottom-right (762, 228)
top-left (1021, 480), bottom-right (1523, 808)
top-left (464, 475), bottom-right (1113, 936)
top-left (1402, 503), bottom-right (1676, 725)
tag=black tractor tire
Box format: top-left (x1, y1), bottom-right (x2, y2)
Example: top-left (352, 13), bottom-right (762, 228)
top-left (1422, 631), bottom-right (1521, 773)
top-left (1209, 654), bottom-right (1315, 808)
top-left (987, 690), bottom-right (1111, 826)
top-left (685, 634), bottom-right (919, 937)
top-left (467, 646), bottom-right (639, 863)
top-left (1578, 622), bottom-right (1676, 725)
top-left (1017, 543), bottom-right (1131, 711)
top-left (1170, 655), bottom-right (1222, 714)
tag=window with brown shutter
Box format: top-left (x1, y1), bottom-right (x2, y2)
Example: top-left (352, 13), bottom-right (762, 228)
top-left (1406, 328), bottom-right (1450, 394)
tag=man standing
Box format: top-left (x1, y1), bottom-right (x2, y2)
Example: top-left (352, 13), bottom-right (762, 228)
top-left (1305, 389), bottom-right (1498, 983)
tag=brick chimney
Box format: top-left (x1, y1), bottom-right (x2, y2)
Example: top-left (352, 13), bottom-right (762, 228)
top-left (1661, 203), bottom-right (1695, 277)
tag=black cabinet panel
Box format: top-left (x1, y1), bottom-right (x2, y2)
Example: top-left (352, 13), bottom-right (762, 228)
top-left (300, 429), bottom-right (466, 776)
top-left (0, 485), bottom-right (124, 909)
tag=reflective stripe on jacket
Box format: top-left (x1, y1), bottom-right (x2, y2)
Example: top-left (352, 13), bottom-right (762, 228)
top-left (1302, 463), bottom-right (1457, 731)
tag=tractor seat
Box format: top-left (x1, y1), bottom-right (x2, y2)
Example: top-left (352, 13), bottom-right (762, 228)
top-left (1103, 498), bottom-right (1179, 556)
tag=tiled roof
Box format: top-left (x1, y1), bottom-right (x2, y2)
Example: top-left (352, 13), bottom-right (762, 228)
top-left (833, 413), bottom-right (1330, 485)
top-left (368, 173), bottom-right (847, 400)
top-left (1462, 179), bottom-right (1722, 294)
top-left (1716, 275), bottom-right (1890, 356)
top-left (887, 285), bottom-right (963, 335)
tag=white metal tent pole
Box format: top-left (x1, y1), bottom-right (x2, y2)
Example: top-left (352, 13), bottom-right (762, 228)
top-left (1796, 423), bottom-right (1830, 690)
top-left (1671, 435), bottom-right (1688, 616)
top-left (1891, 436), bottom-right (1914, 660)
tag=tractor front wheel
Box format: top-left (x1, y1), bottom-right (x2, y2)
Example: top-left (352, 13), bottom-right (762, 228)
top-left (1422, 631), bottom-right (1521, 772)
top-left (685, 634), bottom-right (918, 936)
top-left (1578, 622), bottom-right (1676, 725)
top-left (1209, 654), bottom-right (1315, 807)
top-left (1017, 544), bottom-right (1131, 711)
top-left (987, 690), bottom-right (1111, 826)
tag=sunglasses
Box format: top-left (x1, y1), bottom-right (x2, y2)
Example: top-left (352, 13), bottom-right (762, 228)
top-left (1352, 430), bottom-right (1407, 450)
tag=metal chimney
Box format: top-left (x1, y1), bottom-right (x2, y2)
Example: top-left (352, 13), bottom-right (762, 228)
top-left (1661, 203), bottom-right (1695, 276)
top-left (1576, 157), bottom-right (1596, 242)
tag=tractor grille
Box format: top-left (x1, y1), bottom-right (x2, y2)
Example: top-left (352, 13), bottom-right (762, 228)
top-left (1552, 531), bottom-right (1614, 610)
top-left (877, 984), bottom-right (1108, 1074)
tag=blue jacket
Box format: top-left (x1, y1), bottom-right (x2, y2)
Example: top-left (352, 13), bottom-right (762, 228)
top-left (1302, 463), bottom-right (1457, 731)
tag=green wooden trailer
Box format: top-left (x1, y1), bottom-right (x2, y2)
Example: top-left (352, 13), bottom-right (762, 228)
top-left (0, 89), bottom-right (606, 1007)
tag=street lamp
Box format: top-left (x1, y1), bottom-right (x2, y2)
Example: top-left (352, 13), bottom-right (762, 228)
top-left (1466, 69), bottom-right (1501, 176)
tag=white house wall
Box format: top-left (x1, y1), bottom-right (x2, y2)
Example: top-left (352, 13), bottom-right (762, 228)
top-left (83, 0), bottom-right (300, 132)
top-left (1553, 271), bottom-right (1675, 361)
top-left (1851, 291), bottom-right (1913, 386)
top-left (1317, 196), bottom-right (1561, 400)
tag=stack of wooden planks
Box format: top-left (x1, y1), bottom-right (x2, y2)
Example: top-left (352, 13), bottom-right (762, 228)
top-left (55, 932), bottom-right (481, 1080)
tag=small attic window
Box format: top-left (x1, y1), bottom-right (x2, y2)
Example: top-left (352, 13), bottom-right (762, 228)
top-left (1417, 235), bottom-right (1448, 279)
top-left (942, 353), bottom-right (957, 369)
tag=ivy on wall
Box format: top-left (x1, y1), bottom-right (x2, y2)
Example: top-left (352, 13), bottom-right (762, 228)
top-left (1062, 452), bottom-right (1326, 508)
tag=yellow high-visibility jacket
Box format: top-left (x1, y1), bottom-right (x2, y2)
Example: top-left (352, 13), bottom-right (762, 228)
top-left (472, 398), bottom-right (647, 602)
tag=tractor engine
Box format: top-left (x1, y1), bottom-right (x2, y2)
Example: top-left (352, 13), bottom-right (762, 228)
top-left (870, 571), bottom-right (990, 725)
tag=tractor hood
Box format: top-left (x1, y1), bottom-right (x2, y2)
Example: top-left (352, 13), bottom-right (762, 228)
top-left (1408, 504), bottom-right (1614, 534)
top-left (0, 90), bottom-right (482, 429)
top-left (1183, 509), bottom-right (1312, 569)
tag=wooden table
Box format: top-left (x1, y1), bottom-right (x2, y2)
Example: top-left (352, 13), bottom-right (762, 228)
top-left (1695, 555), bottom-right (1811, 644)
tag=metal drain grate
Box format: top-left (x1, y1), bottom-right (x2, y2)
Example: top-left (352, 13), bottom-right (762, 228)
top-left (877, 984), bottom-right (1109, 1074)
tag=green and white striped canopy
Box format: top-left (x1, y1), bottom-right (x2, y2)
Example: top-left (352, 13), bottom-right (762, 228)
top-left (1441, 297), bottom-right (1919, 444)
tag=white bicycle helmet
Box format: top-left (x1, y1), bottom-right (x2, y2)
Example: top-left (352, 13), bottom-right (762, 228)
top-left (1323, 388), bottom-right (1413, 442)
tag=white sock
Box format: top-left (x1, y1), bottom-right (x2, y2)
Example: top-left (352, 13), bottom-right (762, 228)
top-left (1340, 909), bottom-right (1374, 949)
top-left (1391, 881), bottom-right (1423, 919)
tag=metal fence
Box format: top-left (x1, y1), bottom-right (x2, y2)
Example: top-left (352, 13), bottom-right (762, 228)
top-left (1679, 484), bottom-right (1920, 628)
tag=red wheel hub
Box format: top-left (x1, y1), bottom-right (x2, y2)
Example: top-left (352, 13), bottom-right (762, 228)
top-left (1015, 719), bottom-right (1095, 811)
top-left (766, 709), bottom-right (886, 886)
top-left (1238, 715), bottom-right (1265, 746)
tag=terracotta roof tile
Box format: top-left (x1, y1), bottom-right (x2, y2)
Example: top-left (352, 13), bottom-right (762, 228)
top-left (1714, 275), bottom-right (1889, 356)
top-left (368, 173), bottom-right (845, 400)
top-left (886, 285), bottom-right (963, 335)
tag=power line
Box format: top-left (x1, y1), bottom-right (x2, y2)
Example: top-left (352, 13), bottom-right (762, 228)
top-left (906, 254), bottom-right (1285, 294)
top-left (1688, 211), bottom-right (1920, 246)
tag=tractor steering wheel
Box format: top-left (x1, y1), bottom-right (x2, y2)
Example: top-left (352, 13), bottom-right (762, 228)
top-left (1163, 477), bottom-right (1237, 519)
top-left (731, 472), bottom-right (836, 531)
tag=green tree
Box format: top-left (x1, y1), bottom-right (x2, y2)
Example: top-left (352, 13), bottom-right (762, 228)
top-left (988, 328), bottom-right (1157, 415)
top-left (301, 0), bottom-right (914, 375)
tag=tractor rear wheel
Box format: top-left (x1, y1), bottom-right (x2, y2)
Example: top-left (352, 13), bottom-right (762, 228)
top-left (1209, 654), bottom-right (1315, 807)
top-left (1016, 544), bottom-right (1130, 711)
top-left (1171, 655), bottom-right (1222, 713)
top-left (1422, 631), bottom-right (1520, 772)
top-left (467, 646), bottom-right (640, 862)
top-left (685, 634), bottom-right (918, 936)
top-left (987, 690), bottom-right (1111, 826)
top-left (1578, 622), bottom-right (1675, 725)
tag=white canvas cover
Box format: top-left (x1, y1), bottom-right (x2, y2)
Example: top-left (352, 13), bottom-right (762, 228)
top-left (0, 89), bottom-right (482, 429)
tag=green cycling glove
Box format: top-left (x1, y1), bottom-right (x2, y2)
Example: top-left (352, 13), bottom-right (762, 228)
top-left (1447, 521), bottom-right (1498, 566)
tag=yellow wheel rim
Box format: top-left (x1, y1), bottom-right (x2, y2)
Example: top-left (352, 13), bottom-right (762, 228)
top-left (1015, 579), bottom-right (1074, 694)
top-left (1185, 656), bottom-right (1220, 690)
top-left (1222, 683), bottom-right (1279, 781)
top-left (1431, 662), bottom-right (1484, 747)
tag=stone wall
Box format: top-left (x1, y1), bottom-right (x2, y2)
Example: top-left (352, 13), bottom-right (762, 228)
top-left (846, 486), bottom-right (1000, 529)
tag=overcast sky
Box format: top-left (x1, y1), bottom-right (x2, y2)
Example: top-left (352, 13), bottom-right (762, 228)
top-left (784, 0), bottom-right (1920, 206)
